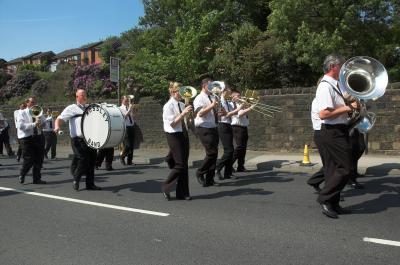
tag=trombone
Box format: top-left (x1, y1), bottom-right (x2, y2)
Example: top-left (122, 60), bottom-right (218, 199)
top-left (236, 90), bottom-right (282, 118)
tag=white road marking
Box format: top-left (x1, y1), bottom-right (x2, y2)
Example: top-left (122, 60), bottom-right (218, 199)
top-left (363, 237), bottom-right (400, 247)
top-left (0, 186), bottom-right (169, 217)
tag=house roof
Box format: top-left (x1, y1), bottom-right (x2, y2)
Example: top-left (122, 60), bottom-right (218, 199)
top-left (6, 57), bottom-right (23, 64)
top-left (32, 51), bottom-right (55, 59)
top-left (55, 48), bottom-right (80, 59)
top-left (21, 52), bottom-right (42, 60)
top-left (80, 41), bottom-right (104, 50)
top-left (0, 58), bottom-right (7, 64)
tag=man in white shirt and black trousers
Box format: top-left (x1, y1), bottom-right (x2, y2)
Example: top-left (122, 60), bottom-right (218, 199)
top-left (161, 82), bottom-right (192, 200)
top-left (16, 96), bottom-right (46, 184)
top-left (43, 108), bottom-right (57, 159)
top-left (314, 54), bottom-right (359, 219)
top-left (54, 89), bottom-right (101, 191)
top-left (193, 78), bottom-right (225, 187)
top-left (119, 96), bottom-right (136, 166)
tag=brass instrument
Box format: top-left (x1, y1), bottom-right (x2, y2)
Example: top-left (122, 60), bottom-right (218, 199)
top-left (236, 90), bottom-right (282, 118)
top-left (51, 110), bottom-right (60, 119)
top-left (178, 86), bottom-right (198, 132)
top-left (29, 105), bottom-right (43, 134)
top-left (339, 56), bottom-right (388, 133)
top-left (208, 81), bottom-right (226, 121)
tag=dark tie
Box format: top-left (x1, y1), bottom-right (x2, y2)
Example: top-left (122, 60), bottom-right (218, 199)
top-left (49, 120), bottom-right (52, 129)
top-left (33, 126), bottom-right (38, 136)
top-left (126, 106), bottom-right (133, 124)
top-left (208, 95), bottom-right (218, 124)
top-left (177, 103), bottom-right (188, 133)
top-left (233, 102), bottom-right (237, 109)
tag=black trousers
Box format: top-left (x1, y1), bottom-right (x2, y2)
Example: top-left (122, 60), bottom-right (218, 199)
top-left (196, 126), bottom-right (219, 184)
top-left (71, 137), bottom-right (97, 187)
top-left (317, 124), bottom-right (351, 205)
top-left (0, 128), bottom-right (13, 156)
top-left (96, 148), bottom-right (114, 168)
top-left (121, 126), bottom-right (135, 163)
top-left (44, 131), bottom-right (57, 159)
top-left (165, 132), bottom-right (190, 197)
top-left (308, 129), bottom-right (365, 186)
top-left (232, 125), bottom-right (248, 170)
top-left (349, 129), bottom-right (366, 180)
top-left (216, 123), bottom-right (234, 177)
top-left (20, 135), bottom-right (42, 181)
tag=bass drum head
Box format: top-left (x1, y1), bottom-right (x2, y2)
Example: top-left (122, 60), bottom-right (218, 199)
top-left (81, 103), bottom-right (126, 149)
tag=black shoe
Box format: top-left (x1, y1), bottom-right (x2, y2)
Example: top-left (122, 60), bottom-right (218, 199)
top-left (163, 192), bottom-right (171, 201)
top-left (86, 185), bottom-right (102, 190)
top-left (73, 181), bottom-right (79, 191)
top-left (236, 167), bottom-right (246, 172)
top-left (33, 180), bottom-right (47, 184)
top-left (127, 161), bottom-right (133, 165)
top-left (18, 175), bottom-right (25, 184)
top-left (196, 171), bottom-right (205, 186)
top-left (349, 180), bottom-right (364, 189)
top-left (177, 196), bottom-right (192, 201)
top-left (332, 204), bottom-right (351, 214)
top-left (120, 157), bottom-right (126, 166)
top-left (216, 170), bottom-right (224, 180)
top-left (309, 183), bottom-right (322, 193)
top-left (211, 180), bottom-right (220, 186)
top-left (321, 203), bottom-right (338, 219)
top-left (106, 166), bottom-right (113, 171)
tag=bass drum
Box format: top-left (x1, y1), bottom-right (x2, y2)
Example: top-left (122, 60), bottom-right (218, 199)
top-left (81, 103), bottom-right (125, 149)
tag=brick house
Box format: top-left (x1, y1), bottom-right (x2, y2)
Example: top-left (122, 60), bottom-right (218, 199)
top-left (79, 41), bottom-right (103, 65)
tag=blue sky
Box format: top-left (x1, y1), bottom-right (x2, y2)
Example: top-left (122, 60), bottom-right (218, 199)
top-left (0, 0), bottom-right (144, 61)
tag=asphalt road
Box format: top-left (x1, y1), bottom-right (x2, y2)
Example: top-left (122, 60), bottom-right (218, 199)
top-left (0, 155), bottom-right (399, 265)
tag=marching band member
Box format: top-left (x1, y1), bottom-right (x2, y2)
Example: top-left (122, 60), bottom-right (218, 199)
top-left (14, 102), bottom-right (27, 162)
top-left (161, 82), bottom-right (192, 200)
top-left (43, 108), bottom-right (57, 160)
top-left (231, 90), bottom-right (253, 172)
top-left (16, 96), bottom-right (46, 184)
top-left (54, 89), bottom-right (101, 191)
top-left (216, 86), bottom-right (240, 180)
top-left (193, 78), bottom-right (221, 187)
top-left (315, 54), bottom-right (358, 218)
top-left (119, 96), bottom-right (136, 166)
top-left (0, 112), bottom-right (14, 157)
top-left (96, 147), bottom-right (114, 171)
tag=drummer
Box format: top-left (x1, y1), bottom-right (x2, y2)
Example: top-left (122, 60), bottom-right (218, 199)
top-left (54, 89), bottom-right (102, 191)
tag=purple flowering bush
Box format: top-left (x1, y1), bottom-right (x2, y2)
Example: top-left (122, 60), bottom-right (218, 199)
top-left (0, 70), bottom-right (39, 102)
top-left (71, 63), bottom-right (116, 97)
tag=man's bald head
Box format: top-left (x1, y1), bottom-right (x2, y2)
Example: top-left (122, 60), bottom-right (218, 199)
top-left (76, 89), bottom-right (87, 105)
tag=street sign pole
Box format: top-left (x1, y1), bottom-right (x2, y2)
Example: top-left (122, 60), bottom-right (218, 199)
top-left (110, 57), bottom-right (120, 102)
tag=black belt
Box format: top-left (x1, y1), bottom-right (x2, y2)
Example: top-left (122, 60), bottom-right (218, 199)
top-left (322, 124), bottom-right (348, 130)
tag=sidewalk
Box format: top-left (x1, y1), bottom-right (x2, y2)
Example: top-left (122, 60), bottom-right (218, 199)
top-left (10, 144), bottom-right (398, 175)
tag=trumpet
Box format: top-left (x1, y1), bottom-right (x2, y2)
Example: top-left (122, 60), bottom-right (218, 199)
top-left (237, 90), bottom-right (282, 118)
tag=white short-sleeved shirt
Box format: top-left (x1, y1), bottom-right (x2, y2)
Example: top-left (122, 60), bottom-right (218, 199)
top-left (59, 103), bottom-right (87, 138)
top-left (14, 109), bottom-right (21, 128)
top-left (311, 98), bottom-right (322, 130)
top-left (193, 91), bottom-right (217, 128)
top-left (119, 105), bottom-right (134, 126)
top-left (315, 75), bottom-right (348, 125)
top-left (43, 116), bottom-right (55, 132)
top-left (163, 97), bottom-right (184, 133)
top-left (231, 103), bottom-right (249, 127)
top-left (16, 108), bottom-right (45, 139)
top-left (219, 98), bottom-right (234, 124)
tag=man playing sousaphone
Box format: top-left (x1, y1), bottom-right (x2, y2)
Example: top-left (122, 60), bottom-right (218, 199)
top-left (119, 95), bottom-right (137, 166)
